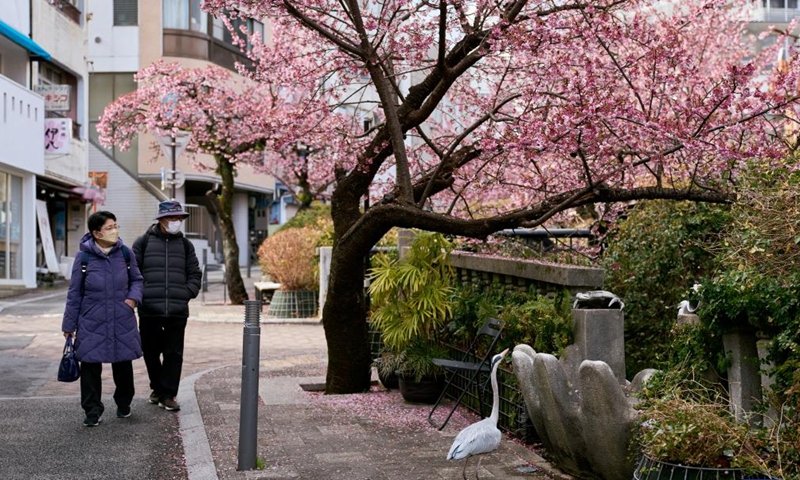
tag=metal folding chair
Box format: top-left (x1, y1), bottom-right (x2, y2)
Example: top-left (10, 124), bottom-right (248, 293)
top-left (427, 317), bottom-right (503, 430)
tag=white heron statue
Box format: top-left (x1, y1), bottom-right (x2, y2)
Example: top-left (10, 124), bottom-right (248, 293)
top-left (677, 300), bottom-right (700, 316)
top-left (446, 348), bottom-right (509, 479)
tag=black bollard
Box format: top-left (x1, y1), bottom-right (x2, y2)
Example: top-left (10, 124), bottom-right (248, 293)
top-left (237, 300), bottom-right (261, 471)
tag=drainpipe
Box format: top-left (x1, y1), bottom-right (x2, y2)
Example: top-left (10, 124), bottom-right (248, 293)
top-left (29, 0), bottom-right (34, 89)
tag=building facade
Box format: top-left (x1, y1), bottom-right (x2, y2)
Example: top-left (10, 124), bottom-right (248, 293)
top-left (1, 0), bottom-right (90, 291)
top-left (86, 0), bottom-right (281, 268)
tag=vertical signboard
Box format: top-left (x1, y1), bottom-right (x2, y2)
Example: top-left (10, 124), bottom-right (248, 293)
top-left (36, 200), bottom-right (60, 273)
top-left (44, 118), bottom-right (72, 154)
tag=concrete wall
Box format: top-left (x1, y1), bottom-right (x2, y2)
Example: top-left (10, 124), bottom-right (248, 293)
top-left (87, 142), bottom-right (161, 248)
top-left (32, 0), bottom-right (90, 186)
top-left (450, 251), bottom-right (605, 294)
top-left (0, 2), bottom-right (29, 32)
top-left (0, 75), bottom-right (45, 175)
top-left (85, 0), bottom-right (139, 72)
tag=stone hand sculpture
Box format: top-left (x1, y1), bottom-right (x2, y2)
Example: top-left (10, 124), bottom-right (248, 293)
top-left (512, 345), bottom-right (645, 480)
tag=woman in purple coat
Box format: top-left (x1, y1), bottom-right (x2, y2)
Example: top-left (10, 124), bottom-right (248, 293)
top-left (62, 211), bottom-right (144, 427)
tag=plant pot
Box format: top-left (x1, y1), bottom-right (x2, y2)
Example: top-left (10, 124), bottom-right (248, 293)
top-left (633, 455), bottom-right (756, 480)
top-left (397, 373), bottom-right (444, 404)
top-left (266, 290), bottom-right (318, 318)
top-left (378, 369), bottom-right (399, 390)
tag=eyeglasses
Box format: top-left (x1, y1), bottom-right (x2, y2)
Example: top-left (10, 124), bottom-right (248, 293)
top-left (101, 224), bottom-right (120, 232)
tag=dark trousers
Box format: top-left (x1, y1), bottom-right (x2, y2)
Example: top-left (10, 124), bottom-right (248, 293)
top-left (139, 315), bottom-right (187, 400)
top-left (80, 361), bottom-right (134, 417)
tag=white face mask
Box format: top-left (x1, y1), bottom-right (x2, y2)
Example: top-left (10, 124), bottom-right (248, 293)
top-left (165, 220), bottom-right (182, 234)
top-left (99, 229), bottom-right (119, 244)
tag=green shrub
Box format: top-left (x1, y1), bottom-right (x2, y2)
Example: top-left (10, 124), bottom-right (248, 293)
top-left (601, 200), bottom-right (729, 376)
top-left (278, 204), bottom-right (333, 247)
top-left (446, 283), bottom-right (573, 358)
top-left (635, 366), bottom-right (800, 479)
top-left (696, 169), bottom-right (800, 416)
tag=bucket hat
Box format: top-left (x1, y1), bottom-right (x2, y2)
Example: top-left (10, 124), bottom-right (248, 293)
top-left (153, 200), bottom-right (190, 220)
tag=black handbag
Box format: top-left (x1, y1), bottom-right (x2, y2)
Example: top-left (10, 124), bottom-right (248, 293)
top-left (57, 337), bottom-right (80, 382)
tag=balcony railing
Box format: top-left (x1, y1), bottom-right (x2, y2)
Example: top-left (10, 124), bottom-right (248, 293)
top-left (752, 3), bottom-right (800, 22)
top-left (184, 203), bottom-right (218, 258)
top-left (49, 0), bottom-right (81, 24)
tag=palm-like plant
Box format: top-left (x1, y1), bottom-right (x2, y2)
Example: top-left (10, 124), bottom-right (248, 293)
top-left (369, 232), bottom-right (454, 380)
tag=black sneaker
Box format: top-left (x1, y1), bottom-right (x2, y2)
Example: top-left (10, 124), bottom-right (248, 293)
top-left (159, 397), bottom-right (181, 411)
top-left (116, 406), bottom-right (131, 418)
top-left (83, 415), bottom-right (102, 427)
top-left (148, 391), bottom-right (160, 405)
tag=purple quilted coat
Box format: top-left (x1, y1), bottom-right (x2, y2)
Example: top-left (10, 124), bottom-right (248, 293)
top-left (61, 233), bottom-right (144, 363)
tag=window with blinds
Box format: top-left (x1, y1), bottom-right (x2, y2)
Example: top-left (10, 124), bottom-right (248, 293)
top-left (114, 0), bottom-right (138, 26)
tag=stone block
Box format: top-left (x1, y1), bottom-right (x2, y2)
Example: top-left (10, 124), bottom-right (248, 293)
top-left (722, 329), bottom-right (762, 424)
top-left (571, 309), bottom-right (626, 383)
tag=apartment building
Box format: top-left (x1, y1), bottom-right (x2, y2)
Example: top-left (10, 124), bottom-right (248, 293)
top-left (86, 0), bottom-right (284, 268)
top-left (1, 0), bottom-right (89, 291)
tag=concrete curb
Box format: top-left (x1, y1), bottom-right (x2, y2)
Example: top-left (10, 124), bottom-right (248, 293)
top-left (178, 366), bottom-right (230, 480)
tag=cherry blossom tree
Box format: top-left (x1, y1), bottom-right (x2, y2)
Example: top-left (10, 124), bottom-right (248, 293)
top-left (200, 0), bottom-right (800, 393)
top-left (97, 61), bottom-right (340, 303)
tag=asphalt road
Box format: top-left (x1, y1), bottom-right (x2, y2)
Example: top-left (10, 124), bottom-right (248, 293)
top-left (0, 289), bottom-right (188, 480)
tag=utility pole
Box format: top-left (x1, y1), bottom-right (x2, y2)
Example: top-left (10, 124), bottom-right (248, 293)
top-left (170, 134), bottom-right (177, 199)
top-left (157, 132), bottom-right (191, 199)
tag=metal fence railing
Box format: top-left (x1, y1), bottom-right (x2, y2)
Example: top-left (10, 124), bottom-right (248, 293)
top-left (441, 345), bottom-right (538, 443)
top-left (368, 323), bottom-right (538, 444)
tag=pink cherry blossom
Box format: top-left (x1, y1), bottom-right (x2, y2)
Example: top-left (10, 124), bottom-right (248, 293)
top-left (133, 0), bottom-right (800, 392)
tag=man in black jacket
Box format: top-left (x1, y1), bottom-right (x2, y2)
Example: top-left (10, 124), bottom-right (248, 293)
top-left (133, 201), bottom-right (202, 412)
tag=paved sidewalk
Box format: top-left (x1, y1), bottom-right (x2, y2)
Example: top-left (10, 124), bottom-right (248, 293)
top-left (0, 272), bottom-right (570, 480)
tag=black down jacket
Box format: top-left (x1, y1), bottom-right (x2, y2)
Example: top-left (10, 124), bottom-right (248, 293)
top-left (132, 224), bottom-right (202, 317)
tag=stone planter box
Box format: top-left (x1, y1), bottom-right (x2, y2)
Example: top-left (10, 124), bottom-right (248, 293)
top-left (266, 290), bottom-right (318, 318)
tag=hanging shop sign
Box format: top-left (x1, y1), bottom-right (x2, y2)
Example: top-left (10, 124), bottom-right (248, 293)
top-left (44, 118), bottom-right (72, 154)
top-left (35, 84), bottom-right (71, 111)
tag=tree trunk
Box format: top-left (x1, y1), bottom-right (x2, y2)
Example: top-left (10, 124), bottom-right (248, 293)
top-left (216, 156), bottom-right (248, 304)
top-left (323, 243), bottom-right (373, 393)
top-left (322, 184), bottom-right (379, 394)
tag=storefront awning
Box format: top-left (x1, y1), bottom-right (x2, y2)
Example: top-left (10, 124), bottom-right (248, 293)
top-left (0, 19), bottom-right (51, 61)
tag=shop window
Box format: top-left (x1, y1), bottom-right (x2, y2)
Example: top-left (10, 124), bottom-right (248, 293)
top-left (0, 172), bottom-right (23, 280)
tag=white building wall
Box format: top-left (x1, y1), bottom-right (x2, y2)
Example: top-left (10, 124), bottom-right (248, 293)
top-left (1, 1), bottom-right (43, 288)
top-left (88, 143), bottom-right (161, 248)
top-left (0, 2), bottom-right (29, 32)
top-left (0, 75), bottom-right (45, 175)
top-left (31, 0), bottom-right (90, 187)
top-left (31, 1), bottom-right (85, 73)
top-left (85, 0), bottom-right (139, 72)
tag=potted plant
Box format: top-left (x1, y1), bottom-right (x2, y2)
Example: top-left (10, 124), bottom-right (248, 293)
top-left (257, 226), bottom-right (321, 318)
top-left (632, 367), bottom-right (789, 480)
top-left (368, 231), bottom-right (455, 403)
